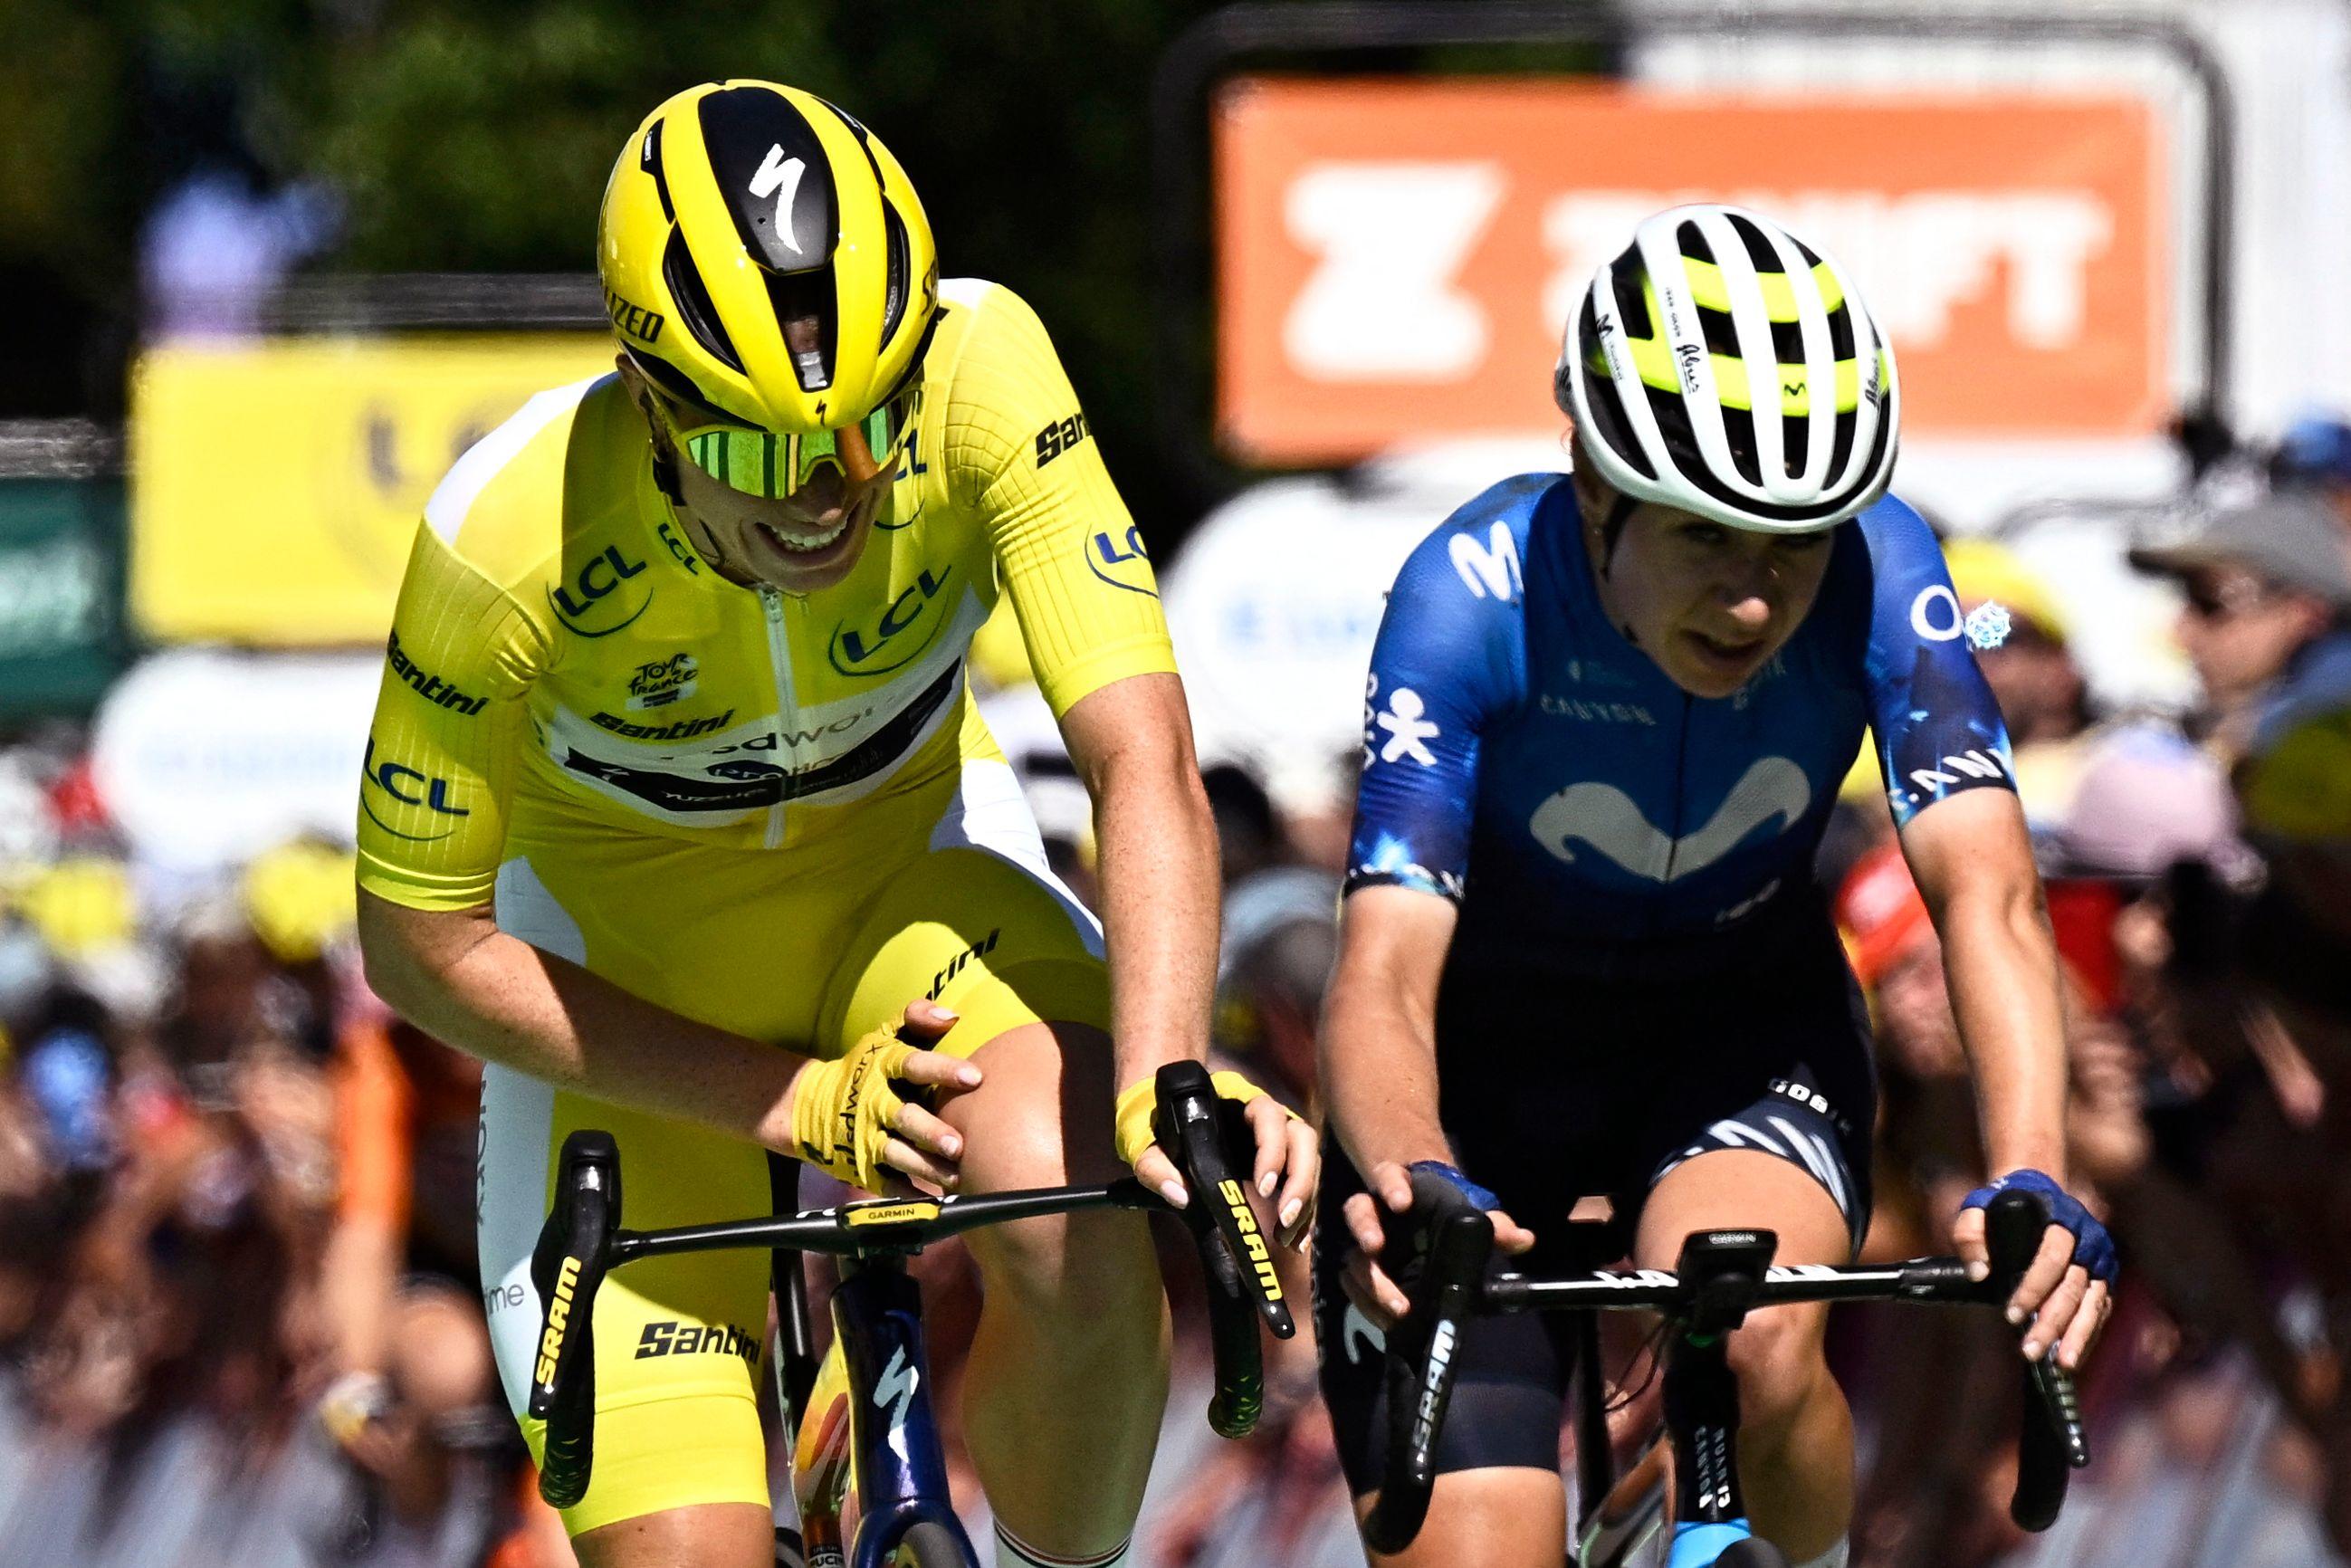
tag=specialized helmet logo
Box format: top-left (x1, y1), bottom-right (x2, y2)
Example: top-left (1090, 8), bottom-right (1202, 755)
top-left (748, 146), bottom-right (809, 255)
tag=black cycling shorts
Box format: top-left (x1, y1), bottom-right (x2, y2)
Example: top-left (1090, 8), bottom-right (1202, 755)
top-left (1312, 917), bottom-right (1877, 1496)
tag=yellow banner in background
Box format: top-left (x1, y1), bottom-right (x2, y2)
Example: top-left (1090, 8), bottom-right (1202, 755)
top-left (130, 335), bottom-right (615, 645)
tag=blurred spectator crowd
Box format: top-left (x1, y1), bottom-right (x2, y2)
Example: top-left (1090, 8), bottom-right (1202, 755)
top-left (3, 417), bottom-right (2351, 1567)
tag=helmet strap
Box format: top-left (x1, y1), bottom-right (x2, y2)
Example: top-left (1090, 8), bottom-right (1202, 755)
top-left (647, 434), bottom-right (759, 588)
top-left (649, 439), bottom-right (685, 506)
top-left (674, 503), bottom-right (758, 589)
top-left (1598, 491), bottom-right (1639, 578)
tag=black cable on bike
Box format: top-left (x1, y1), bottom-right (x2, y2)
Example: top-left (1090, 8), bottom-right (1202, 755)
top-left (1602, 1314), bottom-right (1675, 1417)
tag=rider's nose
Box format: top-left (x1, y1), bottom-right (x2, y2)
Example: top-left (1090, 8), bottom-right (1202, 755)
top-left (1717, 589), bottom-right (1774, 636)
top-left (794, 468), bottom-right (849, 517)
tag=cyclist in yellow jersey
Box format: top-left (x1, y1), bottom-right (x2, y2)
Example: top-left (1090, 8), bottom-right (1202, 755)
top-left (353, 81), bottom-right (1317, 1568)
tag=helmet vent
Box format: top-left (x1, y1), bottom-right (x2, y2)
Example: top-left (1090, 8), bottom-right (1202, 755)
top-left (1726, 214), bottom-right (1782, 270)
top-left (641, 120), bottom-right (675, 224)
top-left (1609, 244), bottom-right (1648, 334)
top-left (663, 227), bottom-right (744, 374)
top-left (626, 347), bottom-right (732, 424)
top-left (881, 206), bottom-right (910, 342)
top-left (765, 267), bottom-right (837, 393)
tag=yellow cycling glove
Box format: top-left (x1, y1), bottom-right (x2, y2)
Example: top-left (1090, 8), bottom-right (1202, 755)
top-left (791, 1024), bottom-right (918, 1191)
top-left (1113, 1069), bottom-right (1297, 1171)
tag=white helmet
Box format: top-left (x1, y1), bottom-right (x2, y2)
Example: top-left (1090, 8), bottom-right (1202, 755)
top-left (1556, 204), bottom-right (1898, 534)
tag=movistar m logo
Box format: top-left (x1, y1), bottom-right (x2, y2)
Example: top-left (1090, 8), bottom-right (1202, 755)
top-left (1448, 521), bottom-right (1521, 603)
top-left (1529, 756), bottom-right (1811, 882)
top-left (549, 545), bottom-right (651, 636)
top-left (828, 567), bottom-right (951, 674)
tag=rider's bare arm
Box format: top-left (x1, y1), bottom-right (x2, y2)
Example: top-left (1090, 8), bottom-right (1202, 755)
top-left (1897, 789), bottom-right (2069, 1183)
top-left (1320, 885), bottom-right (1458, 1177)
top-left (1059, 671), bottom-right (1219, 1085)
top-left (1899, 787), bottom-right (2108, 1363)
top-left (1321, 887), bottom-right (1534, 1322)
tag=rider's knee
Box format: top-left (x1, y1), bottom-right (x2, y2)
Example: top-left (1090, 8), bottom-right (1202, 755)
top-left (1724, 1305), bottom-right (1829, 1433)
top-left (970, 1204), bottom-right (1159, 1326)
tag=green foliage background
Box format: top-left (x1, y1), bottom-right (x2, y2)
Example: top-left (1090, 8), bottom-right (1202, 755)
top-left (0, 1), bottom-right (1607, 531)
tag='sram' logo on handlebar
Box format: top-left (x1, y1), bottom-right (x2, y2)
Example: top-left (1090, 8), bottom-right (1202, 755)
top-left (1410, 1318), bottom-right (1457, 1448)
top-left (1216, 1179), bottom-right (1284, 1304)
top-left (535, 1257), bottom-right (583, 1386)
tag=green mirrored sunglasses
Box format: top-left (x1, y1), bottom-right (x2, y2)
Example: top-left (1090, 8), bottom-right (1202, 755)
top-left (667, 386), bottom-right (922, 500)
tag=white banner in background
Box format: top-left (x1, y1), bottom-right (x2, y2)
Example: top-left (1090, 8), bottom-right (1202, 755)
top-left (92, 648), bottom-right (377, 874)
top-left (1163, 444), bottom-right (1563, 811)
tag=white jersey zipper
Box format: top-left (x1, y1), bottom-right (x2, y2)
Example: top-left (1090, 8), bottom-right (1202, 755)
top-left (760, 586), bottom-right (795, 849)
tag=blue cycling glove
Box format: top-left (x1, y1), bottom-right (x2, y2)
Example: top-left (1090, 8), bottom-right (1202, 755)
top-left (1960, 1169), bottom-right (2118, 1284)
top-left (1408, 1160), bottom-right (1503, 1212)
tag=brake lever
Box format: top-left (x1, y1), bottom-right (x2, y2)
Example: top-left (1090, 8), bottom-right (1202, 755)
top-left (1362, 1167), bottom-right (1493, 1554)
top-left (1152, 1060), bottom-right (1295, 1340)
top-left (529, 1130), bottom-right (622, 1507)
top-left (1984, 1190), bottom-right (2091, 1532)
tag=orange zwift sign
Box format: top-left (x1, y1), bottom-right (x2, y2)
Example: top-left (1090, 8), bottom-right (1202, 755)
top-left (1213, 80), bottom-right (2166, 463)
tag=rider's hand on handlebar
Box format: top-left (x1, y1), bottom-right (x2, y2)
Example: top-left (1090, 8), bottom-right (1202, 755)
top-left (1953, 1169), bottom-right (2117, 1372)
top-left (788, 999), bottom-right (982, 1194)
top-left (1338, 1159), bottom-right (1535, 1331)
top-left (1114, 1069), bottom-right (1319, 1250)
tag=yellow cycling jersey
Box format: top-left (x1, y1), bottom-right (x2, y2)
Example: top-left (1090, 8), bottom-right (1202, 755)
top-left (358, 278), bottom-right (1174, 911)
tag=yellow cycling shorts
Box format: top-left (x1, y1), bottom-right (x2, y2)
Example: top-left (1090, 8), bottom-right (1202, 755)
top-left (474, 759), bottom-right (1108, 1536)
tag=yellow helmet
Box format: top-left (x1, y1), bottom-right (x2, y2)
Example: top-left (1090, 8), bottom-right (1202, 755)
top-left (598, 81), bottom-right (939, 435)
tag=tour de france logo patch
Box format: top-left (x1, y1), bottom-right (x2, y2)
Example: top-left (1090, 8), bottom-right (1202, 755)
top-left (626, 652), bottom-right (699, 711)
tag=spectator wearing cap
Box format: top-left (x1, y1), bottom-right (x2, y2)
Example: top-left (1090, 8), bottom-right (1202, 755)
top-left (1944, 538), bottom-right (2095, 830)
top-left (2272, 414), bottom-right (2351, 533)
top-left (2130, 492), bottom-right (2351, 764)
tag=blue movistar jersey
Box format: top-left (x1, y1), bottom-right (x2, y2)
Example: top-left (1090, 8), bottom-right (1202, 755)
top-left (1346, 473), bottom-right (2013, 970)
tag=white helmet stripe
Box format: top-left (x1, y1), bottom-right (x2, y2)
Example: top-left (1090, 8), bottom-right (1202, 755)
top-left (1758, 215), bottom-right (1835, 496)
top-left (1700, 206), bottom-right (1794, 503)
top-left (1636, 213), bottom-right (1750, 504)
top-left (1819, 245), bottom-right (1888, 501)
top-left (1582, 255), bottom-right (1676, 489)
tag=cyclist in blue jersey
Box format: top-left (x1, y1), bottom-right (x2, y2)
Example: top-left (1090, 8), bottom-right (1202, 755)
top-left (1314, 206), bottom-right (2117, 1568)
